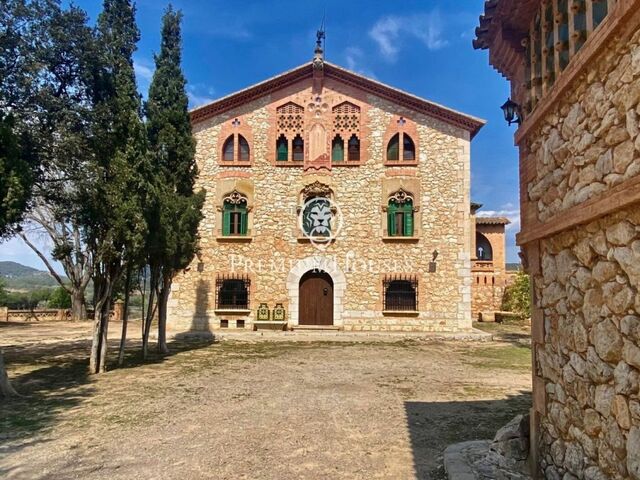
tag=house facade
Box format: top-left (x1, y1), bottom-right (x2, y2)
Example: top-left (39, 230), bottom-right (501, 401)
top-left (167, 46), bottom-right (484, 334)
top-left (475, 0), bottom-right (640, 478)
top-left (471, 204), bottom-right (514, 319)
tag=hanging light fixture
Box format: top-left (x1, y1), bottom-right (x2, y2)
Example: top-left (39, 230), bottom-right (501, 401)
top-left (501, 98), bottom-right (522, 126)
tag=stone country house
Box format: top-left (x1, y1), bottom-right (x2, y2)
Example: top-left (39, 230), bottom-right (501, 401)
top-left (167, 43), bottom-right (486, 334)
top-left (471, 202), bottom-right (517, 319)
top-left (475, 0), bottom-right (640, 478)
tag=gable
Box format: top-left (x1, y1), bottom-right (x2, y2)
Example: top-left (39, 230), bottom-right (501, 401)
top-left (190, 62), bottom-right (485, 138)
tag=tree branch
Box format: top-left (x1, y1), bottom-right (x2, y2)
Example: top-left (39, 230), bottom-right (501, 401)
top-left (18, 232), bottom-right (70, 293)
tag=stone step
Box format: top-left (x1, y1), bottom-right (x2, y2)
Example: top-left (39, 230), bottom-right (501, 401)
top-left (291, 324), bottom-right (342, 331)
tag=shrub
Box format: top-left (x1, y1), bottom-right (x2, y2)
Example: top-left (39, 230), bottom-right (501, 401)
top-left (502, 270), bottom-right (531, 320)
top-left (48, 287), bottom-right (72, 309)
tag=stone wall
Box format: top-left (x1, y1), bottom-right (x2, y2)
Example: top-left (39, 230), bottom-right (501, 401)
top-left (168, 77), bottom-right (472, 333)
top-left (471, 273), bottom-right (508, 319)
top-left (535, 208), bottom-right (640, 479)
top-left (525, 24), bottom-right (640, 480)
top-left (525, 29), bottom-right (640, 222)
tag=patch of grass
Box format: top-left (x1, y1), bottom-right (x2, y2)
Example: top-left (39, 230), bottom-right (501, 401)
top-left (463, 344), bottom-right (531, 372)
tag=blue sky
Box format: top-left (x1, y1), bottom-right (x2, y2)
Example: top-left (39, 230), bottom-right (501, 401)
top-left (0, 0), bottom-right (521, 271)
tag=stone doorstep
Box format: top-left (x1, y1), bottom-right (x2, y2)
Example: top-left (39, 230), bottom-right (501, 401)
top-left (444, 440), bottom-right (532, 480)
top-left (290, 324), bottom-right (343, 331)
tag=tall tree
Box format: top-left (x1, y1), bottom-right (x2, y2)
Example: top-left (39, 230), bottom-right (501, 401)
top-left (16, 4), bottom-right (97, 321)
top-left (85, 0), bottom-right (147, 374)
top-left (143, 6), bottom-right (204, 356)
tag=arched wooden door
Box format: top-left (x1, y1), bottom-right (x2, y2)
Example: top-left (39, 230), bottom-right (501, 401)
top-left (299, 271), bottom-right (334, 326)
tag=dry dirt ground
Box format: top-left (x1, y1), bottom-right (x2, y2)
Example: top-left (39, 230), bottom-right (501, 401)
top-left (0, 321), bottom-right (531, 480)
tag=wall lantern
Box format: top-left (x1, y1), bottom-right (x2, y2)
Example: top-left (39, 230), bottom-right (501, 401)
top-left (501, 98), bottom-right (522, 126)
top-left (429, 250), bottom-right (439, 273)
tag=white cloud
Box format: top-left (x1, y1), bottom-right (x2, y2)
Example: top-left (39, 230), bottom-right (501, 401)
top-left (343, 47), bottom-right (377, 79)
top-left (187, 84), bottom-right (216, 108)
top-left (134, 60), bottom-right (154, 82)
top-left (477, 208), bottom-right (521, 232)
top-left (369, 10), bottom-right (448, 61)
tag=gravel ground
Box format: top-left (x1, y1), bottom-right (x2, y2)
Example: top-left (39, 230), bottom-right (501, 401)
top-left (0, 321), bottom-right (531, 479)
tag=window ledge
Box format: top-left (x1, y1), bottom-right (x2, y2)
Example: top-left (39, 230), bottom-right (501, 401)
top-left (216, 236), bottom-right (253, 243)
top-left (384, 162), bottom-right (418, 167)
top-left (382, 236), bottom-right (420, 243)
top-left (274, 161), bottom-right (304, 167)
top-left (332, 161), bottom-right (365, 167)
top-left (214, 309), bottom-right (251, 315)
top-left (382, 310), bottom-right (420, 316)
top-left (219, 162), bottom-right (252, 167)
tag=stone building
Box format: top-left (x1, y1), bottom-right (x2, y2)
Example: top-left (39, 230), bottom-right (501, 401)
top-left (475, 0), bottom-right (640, 478)
top-left (471, 202), bottom-right (513, 319)
top-left (167, 43), bottom-right (484, 334)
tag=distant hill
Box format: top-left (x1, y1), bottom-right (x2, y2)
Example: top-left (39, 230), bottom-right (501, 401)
top-left (0, 261), bottom-right (65, 290)
top-left (506, 263), bottom-right (522, 272)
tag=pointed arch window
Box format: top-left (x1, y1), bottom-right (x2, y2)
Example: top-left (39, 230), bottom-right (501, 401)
top-left (238, 135), bottom-right (250, 162)
top-left (403, 134), bottom-right (415, 161)
top-left (348, 134), bottom-right (360, 161)
top-left (223, 135), bottom-right (235, 161)
top-left (222, 191), bottom-right (248, 236)
top-left (387, 134), bottom-right (400, 161)
top-left (292, 134), bottom-right (304, 162)
top-left (276, 134), bottom-right (288, 161)
top-left (386, 190), bottom-right (415, 237)
top-left (332, 135), bottom-right (344, 162)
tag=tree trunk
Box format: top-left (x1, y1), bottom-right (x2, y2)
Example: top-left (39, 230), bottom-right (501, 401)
top-left (142, 270), bottom-right (157, 360)
top-left (118, 267), bottom-right (132, 366)
top-left (70, 288), bottom-right (87, 321)
top-left (0, 349), bottom-right (20, 399)
top-left (90, 273), bottom-right (115, 374)
top-left (157, 272), bottom-right (172, 354)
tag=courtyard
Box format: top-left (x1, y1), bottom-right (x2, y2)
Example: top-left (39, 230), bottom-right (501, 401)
top-left (0, 322), bottom-right (531, 479)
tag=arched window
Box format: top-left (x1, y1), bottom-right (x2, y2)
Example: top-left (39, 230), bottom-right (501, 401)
top-left (387, 190), bottom-right (414, 237)
top-left (476, 232), bottom-right (493, 260)
top-left (222, 135), bottom-right (234, 161)
top-left (332, 135), bottom-right (344, 162)
top-left (276, 134), bottom-right (288, 161)
top-left (222, 191), bottom-right (248, 236)
top-left (238, 135), bottom-right (250, 162)
top-left (387, 133), bottom-right (400, 161)
top-left (292, 134), bottom-right (304, 161)
top-left (403, 134), bottom-right (415, 161)
top-left (348, 134), bottom-right (360, 161)
top-left (383, 275), bottom-right (418, 311)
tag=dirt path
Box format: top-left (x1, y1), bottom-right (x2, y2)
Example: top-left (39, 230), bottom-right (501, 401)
top-left (0, 321), bottom-right (531, 479)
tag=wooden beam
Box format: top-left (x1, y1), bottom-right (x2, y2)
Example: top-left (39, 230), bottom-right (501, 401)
top-left (517, 175), bottom-right (640, 245)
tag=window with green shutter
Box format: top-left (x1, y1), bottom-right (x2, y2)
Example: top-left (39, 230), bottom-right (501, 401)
top-left (222, 192), bottom-right (249, 236)
top-left (387, 193), bottom-right (414, 237)
top-left (276, 134), bottom-right (288, 161)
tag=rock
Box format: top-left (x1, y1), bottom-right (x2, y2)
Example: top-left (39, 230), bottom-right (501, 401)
top-left (583, 287), bottom-right (605, 325)
top-left (621, 315), bottom-right (640, 341)
top-left (556, 250), bottom-right (578, 285)
top-left (613, 242), bottom-right (640, 284)
top-left (575, 267), bottom-right (594, 291)
top-left (569, 352), bottom-right (587, 377)
top-left (594, 384), bottom-right (615, 416)
top-left (590, 319), bottom-right (623, 362)
top-left (630, 400), bottom-right (640, 421)
top-left (613, 140), bottom-right (635, 173)
top-left (573, 320), bottom-right (589, 353)
top-left (584, 466), bottom-right (608, 480)
top-left (583, 409), bottom-right (602, 435)
top-left (542, 282), bottom-right (565, 307)
top-left (627, 427), bottom-right (640, 479)
top-left (550, 439), bottom-right (566, 465)
top-left (614, 361), bottom-right (640, 395)
top-left (606, 125), bottom-right (630, 146)
top-left (606, 284), bottom-right (635, 314)
top-left (542, 253), bottom-right (558, 283)
top-left (562, 104), bottom-right (586, 139)
top-left (613, 394), bottom-right (632, 429)
top-left (587, 346), bottom-right (614, 383)
top-left (590, 231), bottom-right (609, 256)
top-left (606, 220), bottom-right (637, 245)
top-left (592, 261), bottom-right (618, 282)
top-left (595, 149), bottom-right (613, 180)
top-left (628, 109), bottom-right (639, 139)
top-left (564, 442), bottom-right (584, 477)
top-left (574, 238), bottom-right (595, 266)
top-left (604, 417), bottom-right (627, 459)
top-left (623, 339), bottom-right (640, 370)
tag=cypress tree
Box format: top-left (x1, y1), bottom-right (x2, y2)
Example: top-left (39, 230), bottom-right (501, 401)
top-left (143, 6), bottom-right (204, 356)
top-left (86, 0), bottom-right (147, 374)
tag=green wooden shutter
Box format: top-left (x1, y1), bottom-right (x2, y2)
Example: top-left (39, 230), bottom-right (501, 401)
top-left (332, 139), bottom-right (344, 161)
top-left (403, 201), bottom-right (414, 236)
top-left (240, 207), bottom-right (248, 235)
top-left (222, 204), bottom-right (231, 236)
top-left (387, 202), bottom-right (397, 236)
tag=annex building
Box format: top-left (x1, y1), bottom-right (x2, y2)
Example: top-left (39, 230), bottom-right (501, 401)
top-left (167, 42), bottom-right (485, 333)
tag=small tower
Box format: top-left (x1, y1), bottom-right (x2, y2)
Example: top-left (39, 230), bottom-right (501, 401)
top-left (312, 26), bottom-right (325, 94)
